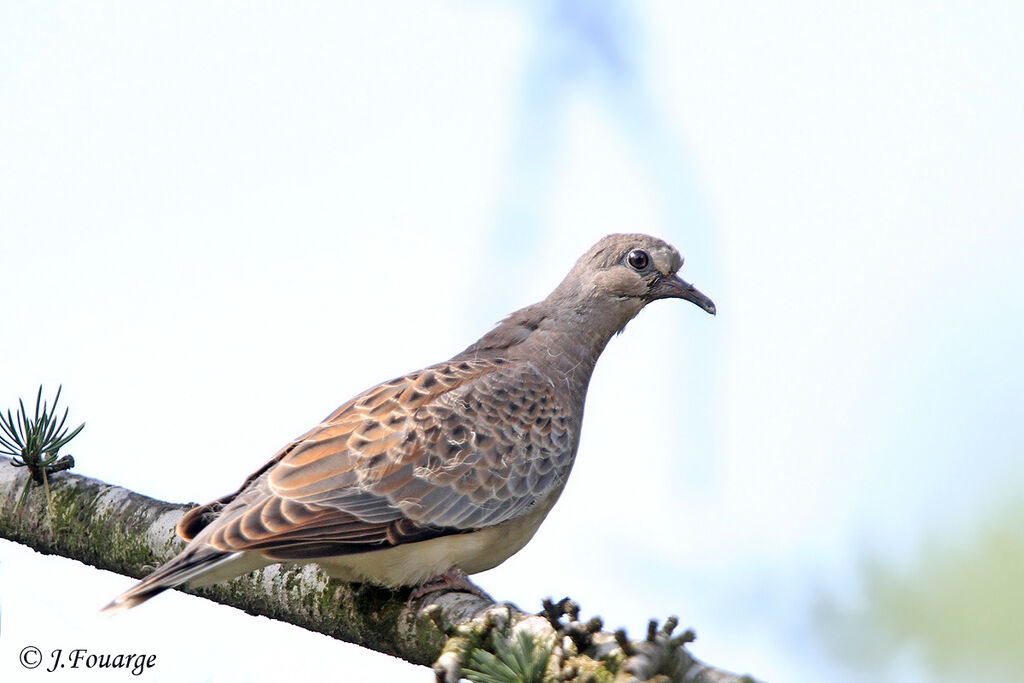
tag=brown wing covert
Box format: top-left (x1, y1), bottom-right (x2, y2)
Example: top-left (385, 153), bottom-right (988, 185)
top-left (190, 357), bottom-right (575, 556)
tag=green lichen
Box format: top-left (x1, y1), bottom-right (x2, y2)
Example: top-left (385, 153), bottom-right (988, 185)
top-left (46, 484), bottom-right (164, 576)
top-left (282, 567), bottom-right (304, 594)
top-left (1, 461), bottom-right (756, 682)
top-left (411, 607), bottom-right (449, 658)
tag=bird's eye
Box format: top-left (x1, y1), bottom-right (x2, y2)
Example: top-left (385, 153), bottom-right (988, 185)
top-left (626, 249), bottom-right (650, 271)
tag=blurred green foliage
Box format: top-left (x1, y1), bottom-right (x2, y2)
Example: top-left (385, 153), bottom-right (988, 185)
top-left (817, 495), bottom-right (1024, 682)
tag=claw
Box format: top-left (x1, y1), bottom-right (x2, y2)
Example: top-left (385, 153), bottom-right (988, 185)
top-left (410, 566), bottom-right (494, 602)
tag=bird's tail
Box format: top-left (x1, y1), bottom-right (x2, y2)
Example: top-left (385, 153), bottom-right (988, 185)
top-left (101, 546), bottom-right (237, 612)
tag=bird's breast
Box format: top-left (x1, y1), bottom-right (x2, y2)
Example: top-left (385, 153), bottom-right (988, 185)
top-left (311, 487), bottom-right (565, 586)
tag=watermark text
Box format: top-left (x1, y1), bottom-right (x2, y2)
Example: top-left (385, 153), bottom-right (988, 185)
top-left (19, 646), bottom-right (157, 675)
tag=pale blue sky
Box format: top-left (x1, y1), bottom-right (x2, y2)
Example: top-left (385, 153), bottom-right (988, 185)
top-left (2, 2), bottom-right (1022, 682)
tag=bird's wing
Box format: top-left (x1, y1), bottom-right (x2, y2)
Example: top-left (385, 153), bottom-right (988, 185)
top-left (180, 357), bottom-right (576, 560)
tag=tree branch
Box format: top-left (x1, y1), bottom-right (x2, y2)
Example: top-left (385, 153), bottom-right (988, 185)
top-left (0, 457), bottom-right (757, 682)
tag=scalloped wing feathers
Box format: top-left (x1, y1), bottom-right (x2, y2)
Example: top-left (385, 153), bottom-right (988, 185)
top-left (177, 357), bottom-right (576, 561)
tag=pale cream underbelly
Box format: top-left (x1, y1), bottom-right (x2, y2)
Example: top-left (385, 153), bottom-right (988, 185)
top-left (189, 488), bottom-right (561, 589)
top-left (314, 490), bottom-right (559, 586)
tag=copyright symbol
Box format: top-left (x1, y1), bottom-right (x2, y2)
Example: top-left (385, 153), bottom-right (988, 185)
top-left (20, 645), bottom-right (42, 669)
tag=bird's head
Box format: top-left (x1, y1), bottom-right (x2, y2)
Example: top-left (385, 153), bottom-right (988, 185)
top-left (553, 234), bottom-right (716, 325)
top-left (464, 234), bottom-right (714, 359)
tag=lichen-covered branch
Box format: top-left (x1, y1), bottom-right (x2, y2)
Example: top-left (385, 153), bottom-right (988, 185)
top-left (0, 457), bottom-right (757, 682)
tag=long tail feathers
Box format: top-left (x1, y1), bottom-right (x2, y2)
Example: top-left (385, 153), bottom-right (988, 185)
top-left (101, 548), bottom-right (237, 612)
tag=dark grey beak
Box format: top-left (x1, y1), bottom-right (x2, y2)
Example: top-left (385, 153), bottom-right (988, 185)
top-left (651, 274), bottom-right (716, 315)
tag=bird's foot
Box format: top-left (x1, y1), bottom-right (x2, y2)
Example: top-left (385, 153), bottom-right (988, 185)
top-left (410, 566), bottom-right (494, 602)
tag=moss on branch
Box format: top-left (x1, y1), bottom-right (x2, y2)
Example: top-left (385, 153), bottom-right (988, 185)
top-left (0, 456), bottom-right (756, 682)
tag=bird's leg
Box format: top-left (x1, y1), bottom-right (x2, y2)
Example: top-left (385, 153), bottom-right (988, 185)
top-left (410, 566), bottom-right (494, 602)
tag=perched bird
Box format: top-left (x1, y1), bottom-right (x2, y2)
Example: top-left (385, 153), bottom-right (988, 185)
top-left (103, 234), bottom-right (715, 611)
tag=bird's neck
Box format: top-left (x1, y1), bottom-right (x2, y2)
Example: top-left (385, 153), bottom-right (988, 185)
top-left (459, 300), bottom-right (627, 408)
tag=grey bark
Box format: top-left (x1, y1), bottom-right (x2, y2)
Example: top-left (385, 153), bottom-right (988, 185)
top-left (0, 457), bottom-right (758, 683)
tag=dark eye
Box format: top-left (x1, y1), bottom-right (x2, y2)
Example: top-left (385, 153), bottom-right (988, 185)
top-left (627, 249), bottom-right (650, 271)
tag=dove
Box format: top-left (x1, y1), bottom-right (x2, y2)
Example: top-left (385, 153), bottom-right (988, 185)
top-left (103, 233), bottom-right (715, 611)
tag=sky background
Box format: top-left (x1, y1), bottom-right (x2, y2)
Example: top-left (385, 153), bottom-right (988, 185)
top-left (2, 2), bottom-right (1023, 682)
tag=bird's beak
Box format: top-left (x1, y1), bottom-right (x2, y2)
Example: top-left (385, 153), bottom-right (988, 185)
top-left (651, 274), bottom-right (716, 315)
